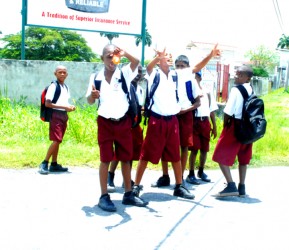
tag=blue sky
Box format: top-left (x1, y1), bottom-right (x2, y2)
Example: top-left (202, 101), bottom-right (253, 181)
top-left (1, 0), bottom-right (288, 60)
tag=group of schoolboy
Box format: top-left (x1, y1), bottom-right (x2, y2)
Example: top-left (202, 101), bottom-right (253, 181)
top-left (39, 43), bottom-right (255, 212)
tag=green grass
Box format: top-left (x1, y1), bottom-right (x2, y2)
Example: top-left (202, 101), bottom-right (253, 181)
top-left (0, 88), bottom-right (289, 169)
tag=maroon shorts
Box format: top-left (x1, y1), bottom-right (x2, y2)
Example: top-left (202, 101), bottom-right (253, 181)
top-left (97, 115), bottom-right (133, 162)
top-left (112, 124), bottom-right (144, 161)
top-left (49, 110), bottom-right (68, 143)
top-left (177, 112), bottom-right (193, 147)
top-left (212, 119), bottom-right (252, 166)
top-left (140, 115), bottom-right (181, 164)
top-left (189, 117), bottom-right (211, 152)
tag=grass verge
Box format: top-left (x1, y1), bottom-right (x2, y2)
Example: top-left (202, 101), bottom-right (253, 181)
top-left (0, 88), bottom-right (288, 170)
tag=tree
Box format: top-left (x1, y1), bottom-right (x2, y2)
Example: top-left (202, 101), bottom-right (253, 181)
top-left (245, 45), bottom-right (279, 77)
top-left (277, 34), bottom-right (289, 50)
top-left (100, 32), bottom-right (119, 44)
top-left (135, 28), bottom-right (152, 47)
top-left (0, 27), bottom-right (97, 61)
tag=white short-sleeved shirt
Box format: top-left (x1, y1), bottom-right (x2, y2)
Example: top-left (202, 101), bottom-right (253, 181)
top-left (176, 68), bottom-right (200, 109)
top-left (46, 82), bottom-right (70, 111)
top-left (86, 64), bottom-right (137, 119)
top-left (147, 69), bottom-right (181, 116)
top-left (224, 83), bottom-right (253, 119)
top-left (195, 83), bottom-right (218, 117)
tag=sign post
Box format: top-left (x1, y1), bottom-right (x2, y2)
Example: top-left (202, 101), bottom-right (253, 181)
top-left (21, 0), bottom-right (146, 62)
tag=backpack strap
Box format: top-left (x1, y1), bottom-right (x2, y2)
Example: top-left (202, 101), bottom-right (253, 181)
top-left (236, 84), bottom-right (249, 100)
top-left (51, 81), bottom-right (61, 104)
top-left (185, 80), bottom-right (195, 103)
top-left (150, 70), bottom-right (160, 99)
top-left (120, 71), bottom-right (131, 102)
top-left (172, 72), bottom-right (179, 102)
top-left (51, 80), bottom-right (68, 102)
top-left (143, 70), bottom-right (160, 125)
top-left (235, 84), bottom-right (251, 120)
top-left (94, 73), bottom-right (102, 91)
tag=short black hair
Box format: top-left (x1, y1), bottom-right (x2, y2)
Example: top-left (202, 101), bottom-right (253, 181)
top-left (102, 44), bottom-right (116, 56)
top-left (175, 55), bottom-right (190, 67)
top-left (237, 65), bottom-right (253, 78)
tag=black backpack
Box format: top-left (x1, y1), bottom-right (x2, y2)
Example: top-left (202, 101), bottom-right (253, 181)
top-left (94, 72), bottom-right (142, 128)
top-left (234, 84), bottom-right (267, 144)
top-left (40, 81), bottom-right (66, 122)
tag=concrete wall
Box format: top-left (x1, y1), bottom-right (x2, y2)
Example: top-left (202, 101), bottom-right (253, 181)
top-left (0, 59), bottom-right (104, 104)
top-left (0, 59), bottom-right (272, 106)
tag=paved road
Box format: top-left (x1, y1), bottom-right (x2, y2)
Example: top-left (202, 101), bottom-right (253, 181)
top-left (0, 166), bottom-right (288, 250)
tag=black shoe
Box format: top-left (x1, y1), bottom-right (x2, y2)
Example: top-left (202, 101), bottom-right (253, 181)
top-left (151, 175), bottom-right (170, 187)
top-left (39, 162), bottom-right (49, 175)
top-left (122, 180), bottom-right (143, 190)
top-left (215, 182), bottom-right (239, 197)
top-left (238, 183), bottom-right (246, 197)
top-left (132, 185), bottom-right (141, 197)
top-left (122, 192), bottom-right (148, 207)
top-left (98, 194), bottom-right (117, 212)
top-left (197, 172), bottom-right (211, 182)
top-left (173, 185), bottom-right (195, 200)
top-left (107, 172), bottom-right (116, 193)
top-left (49, 164), bottom-right (68, 172)
top-left (186, 175), bottom-right (200, 185)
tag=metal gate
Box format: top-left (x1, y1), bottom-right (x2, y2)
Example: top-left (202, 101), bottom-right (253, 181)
top-left (216, 62), bottom-right (230, 103)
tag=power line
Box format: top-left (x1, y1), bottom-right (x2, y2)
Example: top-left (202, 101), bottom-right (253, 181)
top-left (272, 0), bottom-right (284, 33)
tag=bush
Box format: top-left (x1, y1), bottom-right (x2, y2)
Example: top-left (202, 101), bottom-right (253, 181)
top-left (252, 66), bottom-right (269, 77)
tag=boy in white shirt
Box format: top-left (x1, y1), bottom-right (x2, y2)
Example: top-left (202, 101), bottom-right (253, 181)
top-left (187, 72), bottom-right (218, 185)
top-left (86, 44), bottom-right (148, 212)
top-left (212, 65), bottom-right (254, 197)
top-left (39, 65), bottom-right (76, 175)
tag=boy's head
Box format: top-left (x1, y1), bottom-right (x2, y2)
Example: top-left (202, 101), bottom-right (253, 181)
top-left (157, 51), bottom-right (174, 72)
top-left (101, 44), bottom-right (118, 72)
top-left (54, 65), bottom-right (68, 84)
top-left (175, 55), bottom-right (190, 69)
top-left (234, 65), bottom-right (253, 84)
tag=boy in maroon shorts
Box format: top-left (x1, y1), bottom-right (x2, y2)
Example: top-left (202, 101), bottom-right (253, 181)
top-left (186, 71), bottom-right (218, 185)
top-left (107, 66), bottom-right (145, 192)
top-left (212, 65), bottom-right (254, 197)
top-left (86, 44), bottom-right (148, 212)
top-left (107, 124), bottom-right (144, 192)
top-left (132, 49), bottom-right (196, 200)
top-left (39, 65), bottom-right (76, 175)
top-left (152, 44), bottom-right (221, 188)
